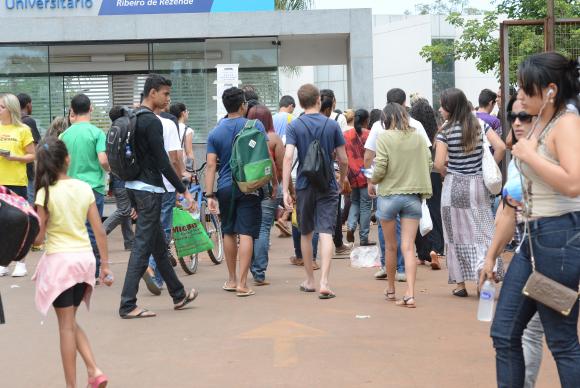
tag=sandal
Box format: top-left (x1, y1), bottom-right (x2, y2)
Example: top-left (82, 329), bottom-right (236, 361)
top-left (452, 288), bottom-right (468, 298)
top-left (396, 296), bottom-right (416, 308)
top-left (384, 289), bottom-right (396, 301)
top-left (222, 281), bottom-right (237, 292)
top-left (88, 374), bottom-right (108, 388)
top-left (121, 308), bottom-right (156, 319)
top-left (174, 288), bottom-right (198, 310)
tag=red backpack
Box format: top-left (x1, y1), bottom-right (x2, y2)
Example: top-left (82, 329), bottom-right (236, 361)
top-left (0, 186), bottom-right (40, 266)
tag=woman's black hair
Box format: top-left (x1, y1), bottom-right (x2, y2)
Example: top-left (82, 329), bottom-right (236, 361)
top-left (34, 137), bottom-right (69, 213)
top-left (354, 109), bottom-right (370, 135)
top-left (368, 108), bottom-right (382, 129)
top-left (320, 89), bottom-right (335, 114)
top-left (169, 102), bottom-right (187, 120)
top-left (410, 98), bottom-right (438, 143)
top-left (518, 52), bottom-right (580, 111)
top-left (506, 95), bottom-right (519, 145)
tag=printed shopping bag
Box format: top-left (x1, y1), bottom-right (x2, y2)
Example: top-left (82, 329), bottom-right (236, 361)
top-left (172, 208), bottom-right (214, 257)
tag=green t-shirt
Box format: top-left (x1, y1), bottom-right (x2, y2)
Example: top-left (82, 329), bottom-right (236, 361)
top-left (60, 122), bottom-right (107, 194)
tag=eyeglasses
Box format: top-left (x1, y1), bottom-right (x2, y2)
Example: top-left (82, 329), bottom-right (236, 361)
top-left (507, 111), bottom-right (535, 124)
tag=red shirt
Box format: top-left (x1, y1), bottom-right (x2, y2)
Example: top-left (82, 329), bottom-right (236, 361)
top-left (344, 127), bottom-right (370, 188)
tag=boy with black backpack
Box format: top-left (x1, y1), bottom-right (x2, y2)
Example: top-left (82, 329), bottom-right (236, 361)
top-left (282, 84), bottom-right (348, 300)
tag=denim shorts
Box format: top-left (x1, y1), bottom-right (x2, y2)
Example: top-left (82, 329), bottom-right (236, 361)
top-left (376, 194), bottom-right (422, 221)
top-left (217, 186), bottom-right (262, 239)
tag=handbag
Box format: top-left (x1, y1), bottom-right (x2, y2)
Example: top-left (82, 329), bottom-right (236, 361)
top-left (419, 199), bottom-right (433, 236)
top-left (481, 131), bottom-right (502, 195)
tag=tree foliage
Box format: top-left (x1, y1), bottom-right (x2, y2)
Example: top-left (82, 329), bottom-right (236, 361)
top-left (419, 0), bottom-right (580, 81)
top-left (274, 0), bottom-right (313, 11)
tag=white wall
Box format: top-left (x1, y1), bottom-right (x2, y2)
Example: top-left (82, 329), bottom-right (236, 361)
top-left (455, 58), bottom-right (499, 108)
top-left (372, 15), bottom-right (433, 108)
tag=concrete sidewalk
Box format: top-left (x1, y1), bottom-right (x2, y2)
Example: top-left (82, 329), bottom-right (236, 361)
top-left (0, 228), bottom-right (560, 387)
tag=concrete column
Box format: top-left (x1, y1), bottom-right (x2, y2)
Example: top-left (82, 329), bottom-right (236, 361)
top-left (348, 9), bottom-right (374, 109)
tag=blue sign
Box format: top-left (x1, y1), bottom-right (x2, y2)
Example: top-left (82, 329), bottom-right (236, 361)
top-left (99, 0), bottom-right (274, 15)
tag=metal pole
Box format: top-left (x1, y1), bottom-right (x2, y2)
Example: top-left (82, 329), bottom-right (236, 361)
top-left (0, 293), bottom-right (5, 324)
top-left (545, 0), bottom-right (555, 52)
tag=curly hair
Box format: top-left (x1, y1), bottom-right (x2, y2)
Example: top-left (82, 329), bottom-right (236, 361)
top-left (410, 98), bottom-right (438, 143)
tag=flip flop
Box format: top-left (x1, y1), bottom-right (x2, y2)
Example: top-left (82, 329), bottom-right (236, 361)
top-left (319, 291), bottom-right (336, 299)
top-left (384, 289), bottom-right (396, 301)
top-left (396, 296), bottom-right (416, 308)
top-left (452, 288), bottom-right (468, 298)
top-left (121, 308), bottom-right (156, 319)
top-left (236, 289), bottom-right (256, 297)
top-left (299, 285), bottom-right (316, 293)
top-left (222, 282), bottom-right (237, 292)
top-left (253, 280), bottom-right (270, 286)
top-left (174, 288), bottom-right (199, 310)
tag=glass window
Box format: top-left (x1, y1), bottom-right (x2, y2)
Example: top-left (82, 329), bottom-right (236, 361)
top-left (431, 39), bottom-right (455, 110)
top-left (0, 45), bottom-right (50, 134)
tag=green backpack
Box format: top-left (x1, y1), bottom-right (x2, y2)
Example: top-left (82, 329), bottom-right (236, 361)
top-left (230, 119), bottom-right (273, 193)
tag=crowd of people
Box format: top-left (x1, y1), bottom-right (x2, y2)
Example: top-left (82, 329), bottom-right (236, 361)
top-left (0, 51), bottom-right (579, 388)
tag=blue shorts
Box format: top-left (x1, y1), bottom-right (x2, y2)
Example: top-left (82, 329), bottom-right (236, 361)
top-left (217, 186), bottom-right (262, 239)
top-left (376, 194), bottom-right (422, 221)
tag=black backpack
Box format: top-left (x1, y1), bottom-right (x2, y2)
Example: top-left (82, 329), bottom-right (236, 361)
top-left (106, 107), bottom-right (150, 181)
top-left (299, 117), bottom-right (331, 192)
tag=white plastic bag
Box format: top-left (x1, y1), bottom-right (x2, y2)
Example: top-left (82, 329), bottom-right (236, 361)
top-left (419, 199), bottom-right (433, 237)
top-left (482, 131), bottom-right (502, 195)
top-left (350, 246), bottom-right (380, 268)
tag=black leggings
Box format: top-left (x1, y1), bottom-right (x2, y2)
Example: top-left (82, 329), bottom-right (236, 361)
top-left (53, 283), bottom-right (88, 309)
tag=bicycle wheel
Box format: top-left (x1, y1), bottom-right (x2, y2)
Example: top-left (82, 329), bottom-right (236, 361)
top-left (200, 200), bottom-right (224, 264)
top-left (178, 253), bottom-right (198, 275)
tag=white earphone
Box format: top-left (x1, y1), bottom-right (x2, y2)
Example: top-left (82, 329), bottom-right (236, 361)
top-left (547, 88), bottom-right (555, 96)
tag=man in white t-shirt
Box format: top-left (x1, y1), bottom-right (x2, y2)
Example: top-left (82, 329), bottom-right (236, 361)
top-left (364, 88), bottom-right (431, 282)
top-left (144, 114), bottom-right (183, 293)
top-left (273, 95), bottom-right (296, 142)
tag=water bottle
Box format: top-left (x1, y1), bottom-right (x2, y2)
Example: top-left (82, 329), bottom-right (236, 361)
top-left (477, 280), bottom-right (496, 322)
top-left (125, 144), bottom-right (132, 158)
top-left (178, 195), bottom-right (190, 210)
top-left (361, 166), bottom-right (374, 179)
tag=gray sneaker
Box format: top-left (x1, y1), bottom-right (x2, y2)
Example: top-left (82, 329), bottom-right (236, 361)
top-left (395, 272), bottom-right (407, 282)
top-left (374, 267), bottom-right (387, 279)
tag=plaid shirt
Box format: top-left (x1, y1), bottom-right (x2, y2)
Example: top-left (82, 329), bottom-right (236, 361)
top-left (344, 127), bottom-right (370, 188)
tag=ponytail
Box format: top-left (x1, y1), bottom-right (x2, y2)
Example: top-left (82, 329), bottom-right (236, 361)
top-left (354, 109), bottom-right (370, 135)
top-left (34, 137), bottom-right (69, 213)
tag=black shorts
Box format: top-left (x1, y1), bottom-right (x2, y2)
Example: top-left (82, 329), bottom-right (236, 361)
top-left (217, 186), bottom-right (262, 239)
top-left (53, 283), bottom-right (88, 309)
top-left (296, 186), bottom-right (339, 235)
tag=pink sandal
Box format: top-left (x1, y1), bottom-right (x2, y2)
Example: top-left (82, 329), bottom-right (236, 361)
top-left (88, 374), bottom-right (108, 388)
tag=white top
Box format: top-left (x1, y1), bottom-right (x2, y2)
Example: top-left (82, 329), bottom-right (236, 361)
top-left (178, 122), bottom-right (194, 163)
top-left (330, 111), bottom-right (349, 132)
top-left (158, 115), bottom-right (182, 192)
top-left (365, 118), bottom-right (432, 152)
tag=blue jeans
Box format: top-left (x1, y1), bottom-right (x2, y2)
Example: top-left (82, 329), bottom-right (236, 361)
top-left (251, 195), bottom-right (280, 281)
top-left (292, 225), bottom-right (319, 259)
top-left (347, 187), bottom-right (372, 242)
top-left (491, 211), bottom-right (580, 388)
top-left (148, 191), bottom-right (175, 286)
top-left (27, 178), bottom-right (35, 205)
top-left (378, 217), bottom-right (404, 273)
top-left (86, 190), bottom-right (104, 277)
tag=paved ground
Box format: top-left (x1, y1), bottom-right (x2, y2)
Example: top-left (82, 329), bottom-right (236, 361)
top-left (0, 227), bottom-right (562, 387)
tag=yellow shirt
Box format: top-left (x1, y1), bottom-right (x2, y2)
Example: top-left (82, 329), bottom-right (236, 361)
top-left (35, 179), bottom-right (95, 254)
top-left (0, 123), bottom-right (34, 186)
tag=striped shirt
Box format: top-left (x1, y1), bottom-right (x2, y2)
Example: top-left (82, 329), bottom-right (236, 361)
top-left (436, 123), bottom-right (489, 175)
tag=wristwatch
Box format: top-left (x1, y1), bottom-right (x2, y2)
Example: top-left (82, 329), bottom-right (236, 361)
top-left (205, 193), bottom-right (216, 199)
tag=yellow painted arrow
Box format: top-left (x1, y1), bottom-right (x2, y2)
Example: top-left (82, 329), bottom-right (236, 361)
top-left (238, 319), bottom-right (327, 367)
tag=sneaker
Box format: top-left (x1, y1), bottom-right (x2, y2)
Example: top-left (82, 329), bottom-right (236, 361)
top-left (312, 261), bottom-right (320, 271)
top-left (0, 266), bottom-right (9, 277)
top-left (374, 267), bottom-right (387, 280)
top-left (11, 262), bottom-right (27, 277)
top-left (334, 244), bottom-right (352, 256)
top-left (289, 256), bottom-right (304, 266)
top-left (395, 272), bottom-right (407, 282)
top-left (360, 240), bottom-right (376, 247)
top-left (142, 268), bottom-right (161, 296)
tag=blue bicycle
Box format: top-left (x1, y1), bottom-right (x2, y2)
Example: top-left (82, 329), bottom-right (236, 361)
top-left (174, 162), bottom-right (224, 275)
